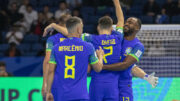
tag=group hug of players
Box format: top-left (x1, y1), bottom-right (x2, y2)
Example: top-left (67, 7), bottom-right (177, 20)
top-left (42, 0), bottom-right (159, 101)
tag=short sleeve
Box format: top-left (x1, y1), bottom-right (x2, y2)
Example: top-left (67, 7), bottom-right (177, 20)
top-left (128, 43), bottom-right (145, 62)
top-left (88, 44), bottom-right (99, 64)
top-left (49, 48), bottom-right (57, 64)
top-left (81, 33), bottom-right (93, 42)
top-left (116, 27), bottom-right (124, 33)
top-left (46, 37), bottom-right (54, 51)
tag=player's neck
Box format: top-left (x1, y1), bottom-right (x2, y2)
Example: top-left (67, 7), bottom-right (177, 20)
top-left (68, 33), bottom-right (80, 38)
top-left (98, 30), bottom-right (111, 35)
top-left (124, 34), bottom-right (136, 41)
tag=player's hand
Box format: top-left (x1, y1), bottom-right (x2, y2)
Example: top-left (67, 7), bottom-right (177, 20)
top-left (144, 72), bottom-right (159, 88)
top-left (41, 83), bottom-right (47, 97)
top-left (46, 93), bottom-right (54, 101)
top-left (96, 46), bottom-right (104, 58)
top-left (43, 23), bottom-right (55, 37)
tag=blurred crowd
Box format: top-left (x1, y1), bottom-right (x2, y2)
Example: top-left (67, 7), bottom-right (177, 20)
top-left (0, 0), bottom-right (179, 57)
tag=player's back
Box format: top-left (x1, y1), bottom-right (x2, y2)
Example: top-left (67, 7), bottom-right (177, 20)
top-left (52, 37), bottom-right (92, 100)
top-left (119, 37), bottom-right (144, 82)
top-left (90, 33), bottom-right (123, 83)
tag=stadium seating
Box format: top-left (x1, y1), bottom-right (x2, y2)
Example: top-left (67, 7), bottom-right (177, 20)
top-left (171, 15), bottom-right (180, 24)
top-left (17, 44), bottom-right (31, 52)
top-left (22, 34), bottom-right (40, 43)
top-left (0, 44), bottom-right (9, 52)
top-left (83, 24), bottom-right (96, 34)
top-left (140, 16), bottom-right (154, 24)
top-left (31, 43), bottom-right (44, 52)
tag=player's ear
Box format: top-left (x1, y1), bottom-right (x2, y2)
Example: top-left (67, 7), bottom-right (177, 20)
top-left (135, 26), bottom-right (139, 32)
top-left (97, 25), bottom-right (100, 33)
top-left (77, 25), bottom-right (82, 35)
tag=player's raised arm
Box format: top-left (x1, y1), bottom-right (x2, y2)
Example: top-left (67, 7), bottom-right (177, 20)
top-left (113, 0), bottom-right (124, 28)
top-left (103, 43), bottom-right (144, 71)
top-left (43, 23), bottom-right (68, 37)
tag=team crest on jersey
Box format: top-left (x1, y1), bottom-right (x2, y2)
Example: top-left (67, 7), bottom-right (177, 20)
top-left (125, 47), bottom-right (132, 54)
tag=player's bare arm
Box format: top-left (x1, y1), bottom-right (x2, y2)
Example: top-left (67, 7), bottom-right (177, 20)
top-left (43, 23), bottom-right (68, 37)
top-left (132, 65), bottom-right (159, 88)
top-left (103, 55), bottom-right (137, 71)
top-left (113, 0), bottom-right (124, 28)
top-left (91, 47), bottom-right (104, 72)
top-left (46, 63), bottom-right (56, 101)
top-left (87, 64), bottom-right (92, 73)
top-left (131, 65), bottom-right (146, 78)
top-left (42, 51), bottom-right (51, 96)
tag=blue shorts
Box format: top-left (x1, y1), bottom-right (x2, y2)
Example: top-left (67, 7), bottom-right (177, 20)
top-left (89, 80), bottom-right (119, 101)
top-left (119, 84), bottom-right (133, 101)
top-left (51, 88), bottom-right (58, 101)
top-left (70, 100), bottom-right (89, 101)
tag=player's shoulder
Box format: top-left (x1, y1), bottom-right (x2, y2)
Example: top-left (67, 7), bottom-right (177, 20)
top-left (80, 39), bottom-right (94, 48)
top-left (112, 30), bottom-right (123, 35)
top-left (54, 33), bottom-right (66, 38)
top-left (134, 39), bottom-right (145, 49)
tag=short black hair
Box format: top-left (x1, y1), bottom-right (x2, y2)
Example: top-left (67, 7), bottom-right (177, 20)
top-left (98, 16), bottom-right (113, 30)
top-left (66, 17), bottom-right (82, 33)
top-left (0, 62), bottom-right (6, 67)
top-left (131, 17), bottom-right (141, 30)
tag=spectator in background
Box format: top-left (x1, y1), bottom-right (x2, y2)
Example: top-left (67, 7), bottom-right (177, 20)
top-left (162, 0), bottom-right (176, 16)
top-left (0, 62), bottom-right (13, 77)
top-left (72, 8), bottom-right (82, 18)
top-left (19, 0), bottom-right (29, 14)
top-left (7, 2), bottom-right (22, 25)
top-left (31, 12), bottom-right (47, 35)
top-left (14, 14), bottom-right (29, 34)
top-left (0, 9), bottom-right (9, 32)
top-left (8, 0), bottom-right (23, 9)
top-left (147, 41), bottom-right (166, 56)
top-left (156, 9), bottom-right (169, 24)
top-left (43, 5), bottom-right (53, 20)
top-left (66, 0), bottom-right (82, 9)
top-left (5, 43), bottom-right (21, 57)
top-left (143, 0), bottom-right (160, 17)
top-left (20, 4), bottom-right (38, 32)
top-left (6, 25), bottom-right (23, 45)
top-left (55, 2), bottom-right (70, 20)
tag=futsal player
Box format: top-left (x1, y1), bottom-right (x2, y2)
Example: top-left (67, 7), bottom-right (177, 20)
top-left (42, 14), bottom-right (71, 100)
top-left (46, 17), bottom-right (104, 101)
top-left (104, 17), bottom-right (158, 101)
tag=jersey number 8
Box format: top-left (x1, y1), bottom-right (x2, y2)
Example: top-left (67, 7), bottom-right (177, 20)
top-left (64, 55), bottom-right (75, 79)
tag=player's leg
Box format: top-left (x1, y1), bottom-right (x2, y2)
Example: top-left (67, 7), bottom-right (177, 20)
top-left (89, 80), bottom-right (104, 101)
top-left (119, 84), bottom-right (133, 101)
top-left (103, 83), bottom-right (119, 101)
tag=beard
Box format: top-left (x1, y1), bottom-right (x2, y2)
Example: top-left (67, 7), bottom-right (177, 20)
top-left (123, 26), bottom-right (134, 37)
